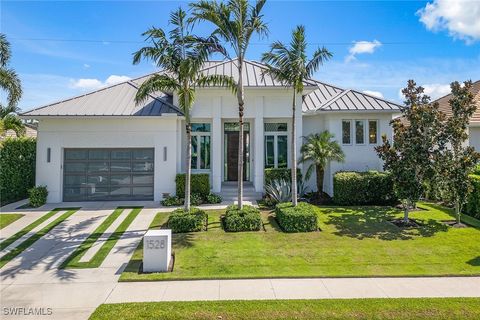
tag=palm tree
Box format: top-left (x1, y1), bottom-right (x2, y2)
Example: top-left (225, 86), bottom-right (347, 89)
top-left (133, 8), bottom-right (235, 210)
top-left (190, 0), bottom-right (268, 209)
top-left (261, 25), bottom-right (332, 206)
top-left (299, 131), bottom-right (345, 195)
top-left (0, 33), bottom-right (24, 137)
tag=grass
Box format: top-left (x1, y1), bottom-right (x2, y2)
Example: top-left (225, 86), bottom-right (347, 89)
top-left (89, 298), bottom-right (480, 320)
top-left (0, 208), bottom-right (79, 268)
top-left (120, 202), bottom-right (480, 281)
top-left (0, 214), bottom-right (24, 229)
top-left (61, 207), bottom-right (143, 269)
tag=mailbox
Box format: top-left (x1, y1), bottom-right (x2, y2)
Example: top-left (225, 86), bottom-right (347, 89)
top-left (143, 229), bottom-right (172, 273)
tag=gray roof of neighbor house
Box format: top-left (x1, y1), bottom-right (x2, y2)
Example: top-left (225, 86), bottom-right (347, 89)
top-left (22, 58), bottom-right (402, 117)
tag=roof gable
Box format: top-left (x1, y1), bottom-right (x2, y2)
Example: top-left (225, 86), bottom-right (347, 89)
top-left (433, 80), bottom-right (480, 123)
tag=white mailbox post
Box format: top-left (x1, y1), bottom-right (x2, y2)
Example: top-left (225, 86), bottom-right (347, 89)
top-left (143, 229), bottom-right (172, 273)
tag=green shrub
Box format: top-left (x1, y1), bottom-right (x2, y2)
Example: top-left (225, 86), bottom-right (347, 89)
top-left (0, 137), bottom-right (36, 205)
top-left (275, 202), bottom-right (318, 232)
top-left (223, 205), bottom-right (262, 232)
top-left (161, 195), bottom-right (183, 207)
top-left (175, 174), bottom-right (210, 198)
top-left (333, 171), bottom-right (396, 205)
top-left (473, 164), bottom-right (480, 175)
top-left (28, 185), bottom-right (48, 208)
top-left (191, 193), bottom-right (203, 206)
top-left (264, 168), bottom-right (302, 186)
top-left (465, 174), bottom-right (480, 219)
top-left (206, 193), bottom-right (222, 204)
top-left (167, 207), bottom-right (207, 233)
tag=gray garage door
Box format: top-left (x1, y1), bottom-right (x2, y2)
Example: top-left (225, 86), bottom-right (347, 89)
top-left (63, 148), bottom-right (154, 201)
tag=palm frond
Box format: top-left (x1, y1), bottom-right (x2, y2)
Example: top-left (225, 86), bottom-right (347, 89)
top-left (305, 47), bottom-right (332, 78)
top-left (0, 67), bottom-right (22, 108)
top-left (195, 74), bottom-right (237, 93)
top-left (2, 113), bottom-right (25, 137)
top-left (0, 34), bottom-right (11, 67)
top-left (134, 74), bottom-right (179, 105)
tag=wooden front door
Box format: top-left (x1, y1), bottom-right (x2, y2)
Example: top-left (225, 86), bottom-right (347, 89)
top-left (226, 132), bottom-right (248, 181)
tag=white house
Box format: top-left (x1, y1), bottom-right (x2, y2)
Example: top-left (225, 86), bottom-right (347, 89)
top-left (22, 59), bottom-right (403, 203)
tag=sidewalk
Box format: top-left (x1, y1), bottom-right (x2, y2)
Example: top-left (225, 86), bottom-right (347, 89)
top-left (106, 276), bottom-right (480, 303)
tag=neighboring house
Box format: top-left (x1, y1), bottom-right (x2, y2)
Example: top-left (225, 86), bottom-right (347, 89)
top-left (1, 123), bottom-right (37, 141)
top-left (21, 59), bottom-right (402, 203)
top-left (432, 80), bottom-right (480, 151)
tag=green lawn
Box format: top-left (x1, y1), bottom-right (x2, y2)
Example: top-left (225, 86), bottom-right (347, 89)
top-left (0, 208), bottom-right (79, 268)
top-left (120, 202), bottom-right (480, 281)
top-left (89, 298), bottom-right (480, 320)
top-left (0, 214), bottom-right (24, 229)
top-left (61, 207), bottom-right (143, 269)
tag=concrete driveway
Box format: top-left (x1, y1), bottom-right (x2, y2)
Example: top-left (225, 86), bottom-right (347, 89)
top-left (1, 201), bottom-right (158, 320)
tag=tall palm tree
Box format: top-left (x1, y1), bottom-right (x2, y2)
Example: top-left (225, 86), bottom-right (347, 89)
top-left (261, 25), bottom-right (332, 206)
top-left (299, 131), bottom-right (345, 195)
top-left (0, 33), bottom-right (24, 137)
top-left (133, 8), bottom-right (235, 210)
top-left (190, 0), bottom-right (268, 209)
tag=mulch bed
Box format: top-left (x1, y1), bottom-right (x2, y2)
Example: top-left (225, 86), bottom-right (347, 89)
top-left (441, 220), bottom-right (469, 228)
top-left (388, 218), bottom-right (422, 228)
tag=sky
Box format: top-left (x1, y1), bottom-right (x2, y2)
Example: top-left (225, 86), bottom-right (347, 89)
top-left (1, 0), bottom-right (480, 111)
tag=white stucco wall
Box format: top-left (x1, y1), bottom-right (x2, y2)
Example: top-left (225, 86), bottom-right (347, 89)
top-left (35, 117), bottom-right (179, 203)
top-left (302, 112), bottom-right (399, 195)
top-left (469, 126), bottom-right (480, 151)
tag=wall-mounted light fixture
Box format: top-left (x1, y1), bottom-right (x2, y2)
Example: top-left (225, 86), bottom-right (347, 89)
top-left (47, 148), bottom-right (51, 163)
top-left (163, 146), bottom-right (167, 161)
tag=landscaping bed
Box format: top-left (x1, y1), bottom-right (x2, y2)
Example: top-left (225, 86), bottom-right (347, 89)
top-left (89, 298), bottom-right (480, 320)
top-left (120, 203), bottom-right (480, 281)
top-left (222, 205), bottom-right (263, 232)
top-left (167, 208), bottom-right (207, 233)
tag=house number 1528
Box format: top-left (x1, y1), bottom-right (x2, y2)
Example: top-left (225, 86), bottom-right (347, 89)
top-left (146, 239), bottom-right (165, 249)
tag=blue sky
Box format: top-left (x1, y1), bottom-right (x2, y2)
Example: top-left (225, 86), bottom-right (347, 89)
top-left (1, 0), bottom-right (479, 111)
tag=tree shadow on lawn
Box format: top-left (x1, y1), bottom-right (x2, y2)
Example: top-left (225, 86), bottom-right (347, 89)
top-left (466, 256), bottom-right (480, 266)
top-left (323, 207), bottom-right (448, 241)
top-left (173, 233), bottom-right (195, 249)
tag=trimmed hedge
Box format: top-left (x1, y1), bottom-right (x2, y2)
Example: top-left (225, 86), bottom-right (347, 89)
top-left (333, 171), bottom-right (396, 205)
top-left (175, 173), bottom-right (210, 198)
top-left (264, 168), bottom-right (302, 185)
top-left (465, 174), bottom-right (480, 219)
top-left (0, 137), bottom-right (36, 206)
top-left (275, 202), bottom-right (318, 232)
top-left (28, 185), bottom-right (48, 208)
top-left (223, 205), bottom-right (262, 232)
top-left (167, 208), bottom-right (207, 233)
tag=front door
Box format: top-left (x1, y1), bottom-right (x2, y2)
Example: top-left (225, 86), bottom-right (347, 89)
top-left (225, 132), bottom-right (249, 181)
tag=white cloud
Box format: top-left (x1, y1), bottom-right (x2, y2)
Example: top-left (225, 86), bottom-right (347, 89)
top-left (422, 83), bottom-right (452, 99)
top-left (83, 64), bottom-right (90, 69)
top-left (346, 40), bottom-right (382, 62)
top-left (362, 90), bottom-right (384, 98)
top-left (397, 83), bottom-right (451, 101)
top-left (69, 75), bottom-right (131, 90)
top-left (418, 0), bottom-right (480, 43)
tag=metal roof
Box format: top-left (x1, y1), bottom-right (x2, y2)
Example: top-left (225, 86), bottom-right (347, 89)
top-left (22, 58), bottom-right (402, 117)
top-left (22, 80), bottom-right (181, 117)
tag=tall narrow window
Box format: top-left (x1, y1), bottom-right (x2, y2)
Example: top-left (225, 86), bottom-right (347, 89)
top-left (355, 120), bottom-right (365, 144)
top-left (191, 123), bottom-right (211, 170)
top-left (265, 136), bottom-right (275, 168)
top-left (342, 120), bottom-right (351, 144)
top-left (369, 120), bottom-right (378, 144)
top-left (264, 123), bottom-right (288, 168)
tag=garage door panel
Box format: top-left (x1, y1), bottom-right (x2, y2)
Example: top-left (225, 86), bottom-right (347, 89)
top-left (63, 148), bottom-right (154, 201)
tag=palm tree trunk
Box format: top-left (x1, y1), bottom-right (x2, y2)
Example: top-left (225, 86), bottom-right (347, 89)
top-left (184, 122), bottom-right (192, 211)
top-left (316, 165), bottom-right (324, 195)
top-left (237, 58), bottom-right (245, 209)
top-left (291, 90), bottom-right (298, 206)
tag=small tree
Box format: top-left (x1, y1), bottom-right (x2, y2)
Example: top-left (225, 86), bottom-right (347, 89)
top-left (299, 131), bottom-right (345, 196)
top-left (376, 80), bottom-right (445, 224)
top-left (437, 81), bottom-right (480, 225)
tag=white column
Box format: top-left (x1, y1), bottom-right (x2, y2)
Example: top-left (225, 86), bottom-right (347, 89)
top-left (211, 97), bottom-right (222, 192)
top-left (254, 96), bottom-right (265, 192)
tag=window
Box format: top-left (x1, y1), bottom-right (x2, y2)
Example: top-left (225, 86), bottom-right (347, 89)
top-left (191, 123), bottom-right (211, 170)
top-left (355, 120), bottom-right (365, 144)
top-left (264, 123), bottom-right (288, 168)
top-left (342, 120), bottom-right (351, 144)
top-left (368, 120), bottom-right (378, 144)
